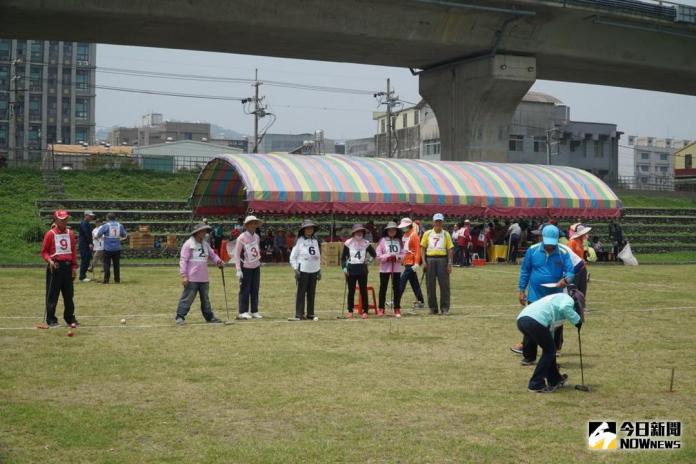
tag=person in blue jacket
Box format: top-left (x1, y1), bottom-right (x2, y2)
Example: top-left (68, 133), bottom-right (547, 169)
top-left (518, 225), bottom-right (575, 306)
top-left (516, 290), bottom-right (584, 392)
top-left (96, 213), bottom-right (128, 284)
top-left (515, 225), bottom-right (575, 361)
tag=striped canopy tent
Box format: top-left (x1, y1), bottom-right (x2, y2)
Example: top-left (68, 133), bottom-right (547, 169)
top-left (190, 153), bottom-right (622, 218)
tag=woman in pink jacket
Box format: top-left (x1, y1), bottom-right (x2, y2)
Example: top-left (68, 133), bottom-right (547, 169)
top-left (376, 221), bottom-right (405, 317)
top-left (176, 223), bottom-right (224, 325)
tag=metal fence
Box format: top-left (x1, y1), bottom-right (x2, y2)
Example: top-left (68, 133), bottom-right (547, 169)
top-left (605, 176), bottom-right (696, 192)
top-left (548, 0), bottom-right (696, 22)
top-left (0, 149), bottom-right (226, 173)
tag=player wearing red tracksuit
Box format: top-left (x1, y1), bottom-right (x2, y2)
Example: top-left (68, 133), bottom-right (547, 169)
top-left (40, 210), bottom-right (78, 327)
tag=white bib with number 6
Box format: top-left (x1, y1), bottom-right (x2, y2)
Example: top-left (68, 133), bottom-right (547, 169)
top-left (53, 233), bottom-right (72, 256)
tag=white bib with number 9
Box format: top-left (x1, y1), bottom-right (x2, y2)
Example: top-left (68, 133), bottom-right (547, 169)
top-left (53, 233), bottom-right (72, 256)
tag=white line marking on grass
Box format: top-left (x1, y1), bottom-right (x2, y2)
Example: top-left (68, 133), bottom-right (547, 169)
top-left (3, 305), bottom-right (695, 331)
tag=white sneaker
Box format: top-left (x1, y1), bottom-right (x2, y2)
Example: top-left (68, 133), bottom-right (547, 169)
top-left (251, 312), bottom-right (263, 319)
top-left (238, 312), bottom-right (252, 320)
top-left (80, 278), bottom-right (91, 282)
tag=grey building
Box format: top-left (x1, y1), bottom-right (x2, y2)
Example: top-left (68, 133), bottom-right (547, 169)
top-left (0, 39), bottom-right (96, 162)
top-left (507, 93), bottom-right (620, 180)
top-left (253, 133), bottom-right (311, 153)
top-left (254, 133), bottom-right (335, 154)
top-left (373, 92), bottom-right (620, 180)
top-left (107, 117), bottom-right (211, 146)
top-left (345, 137), bottom-right (376, 157)
top-left (109, 127), bottom-right (139, 146)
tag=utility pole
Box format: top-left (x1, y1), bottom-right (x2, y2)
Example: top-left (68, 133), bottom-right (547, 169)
top-left (253, 68), bottom-right (260, 153)
top-left (386, 78), bottom-right (392, 158)
top-left (374, 79), bottom-right (398, 158)
top-left (545, 126), bottom-right (558, 165)
top-left (242, 69), bottom-right (268, 154)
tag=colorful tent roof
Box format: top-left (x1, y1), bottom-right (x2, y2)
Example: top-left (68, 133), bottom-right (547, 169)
top-left (191, 153), bottom-right (622, 218)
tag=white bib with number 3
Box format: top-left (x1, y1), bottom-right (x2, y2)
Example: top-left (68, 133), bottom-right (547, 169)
top-left (244, 241), bottom-right (260, 264)
top-left (53, 233), bottom-right (72, 256)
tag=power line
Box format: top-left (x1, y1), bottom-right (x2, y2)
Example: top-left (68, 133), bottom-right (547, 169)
top-left (96, 85), bottom-right (244, 101)
top-left (97, 52), bottom-right (391, 82)
top-left (96, 66), bottom-right (379, 95)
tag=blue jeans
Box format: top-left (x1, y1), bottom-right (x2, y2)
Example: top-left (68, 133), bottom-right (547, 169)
top-left (399, 265), bottom-right (424, 303)
top-left (239, 267), bottom-right (260, 313)
top-left (176, 281), bottom-right (215, 321)
top-left (517, 316), bottom-right (563, 390)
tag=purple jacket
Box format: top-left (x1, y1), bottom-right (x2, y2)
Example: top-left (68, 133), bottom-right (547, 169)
top-left (375, 237), bottom-right (404, 273)
top-left (179, 237), bottom-right (222, 282)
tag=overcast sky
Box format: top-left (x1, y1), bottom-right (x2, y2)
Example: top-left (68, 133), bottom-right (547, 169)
top-left (96, 36), bottom-right (696, 142)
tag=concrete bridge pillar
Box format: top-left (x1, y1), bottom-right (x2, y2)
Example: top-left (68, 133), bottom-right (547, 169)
top-left (419, 55), bottom-right (536, 162)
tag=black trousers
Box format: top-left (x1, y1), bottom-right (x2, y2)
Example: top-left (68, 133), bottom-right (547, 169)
top-left (378, 272), bottom-right (402, 310)
top-left (295, 271), bottom-right (318, 318)
top-left (553, 267), bottom-right (588, 350)
top-left (45, 262), bottom-right (75, 324)
top-left (509, 234), bottom-right (520, 263)
top-left (347, 273), bottom-right (368, 313)
top-left (103, 250), bottom-right (121, 283)
top-left (79, 244), bottom-right (91, 280)
top-left (517, 316), bottom-right (563, 390)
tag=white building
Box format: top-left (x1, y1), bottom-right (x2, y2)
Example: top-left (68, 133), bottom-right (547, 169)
top-left (134, 140), bottom-right (242, 172)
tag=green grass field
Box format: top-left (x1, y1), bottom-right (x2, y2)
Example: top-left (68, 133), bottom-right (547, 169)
top-left (1, 264), bottom-right (694, 463)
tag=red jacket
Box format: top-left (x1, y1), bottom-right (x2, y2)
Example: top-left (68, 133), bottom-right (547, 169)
top-left (41, 226), bottom-right (77, 269)
top-left (457, 226), bottom-right (471, 246)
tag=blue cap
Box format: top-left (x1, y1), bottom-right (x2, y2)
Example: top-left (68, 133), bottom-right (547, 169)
top-left (542, 225), bottom-right (560, 246)
top-left (433, 213), bottom-right (445, 222)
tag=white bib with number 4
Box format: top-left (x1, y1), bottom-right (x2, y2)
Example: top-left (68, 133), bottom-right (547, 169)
top-left (53, 233), bottom-right (72, 257)
top-left (348, 244), bottom-right (367, 264)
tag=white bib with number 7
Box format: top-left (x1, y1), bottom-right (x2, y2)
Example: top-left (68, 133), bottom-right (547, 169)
top-left (428, 232), bottom-right (446, 252)
top-left (53, 233), bottom-right (72, 256)
top-left (244, 241), bottom-right (260, 264)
